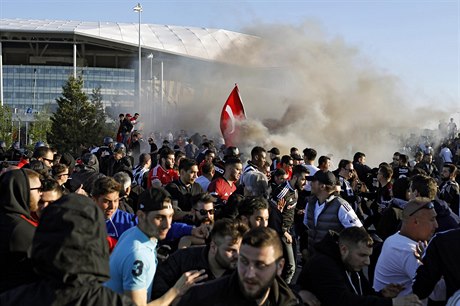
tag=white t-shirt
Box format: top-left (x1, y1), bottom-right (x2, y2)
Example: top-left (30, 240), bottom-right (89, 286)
top-left (373, 232), bottom-right (419, 296)
top-left (303, 164), bottom-right (319, 192)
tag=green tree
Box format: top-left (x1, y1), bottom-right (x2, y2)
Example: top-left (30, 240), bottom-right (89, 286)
top-left (0, 105), bottom-right (12, 146)
top-left (29, 104), bottom-right (52, 146)
top-left (91, 86), bottom-right (116, 140)
top-left (48, 76), bottom-right (110, 156)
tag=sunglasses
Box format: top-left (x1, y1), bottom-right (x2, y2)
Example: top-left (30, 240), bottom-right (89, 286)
top-left (198, 208), bottom-right (214, 216)
top-left (409, 202), bottom-right (435, 216)
top-left (30, 186), bottom-right (43, 192)
top-left (43, 158), bottom-right (54, 164)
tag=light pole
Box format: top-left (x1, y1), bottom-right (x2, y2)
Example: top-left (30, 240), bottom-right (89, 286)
top-left (133, 3), bottom-right (142, 111)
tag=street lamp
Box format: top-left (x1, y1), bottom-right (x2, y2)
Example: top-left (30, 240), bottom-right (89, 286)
top-left (133, 3), bottom-right (142, 111)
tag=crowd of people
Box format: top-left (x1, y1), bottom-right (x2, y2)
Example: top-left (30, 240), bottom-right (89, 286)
top-left (0, 114), bottom-right (459, 306)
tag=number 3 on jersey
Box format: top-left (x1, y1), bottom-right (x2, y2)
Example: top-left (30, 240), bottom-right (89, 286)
top-left (132, 260), bottom-right (144, 277)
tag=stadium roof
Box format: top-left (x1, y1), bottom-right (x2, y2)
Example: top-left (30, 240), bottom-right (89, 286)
top-left (0, 18), bottom-right (258, 62)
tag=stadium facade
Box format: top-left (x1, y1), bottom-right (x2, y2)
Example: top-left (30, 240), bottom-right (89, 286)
top-left (0, 18), bottom-right (256, 132)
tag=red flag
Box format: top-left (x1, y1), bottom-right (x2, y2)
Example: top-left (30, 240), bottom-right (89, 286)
top-left (220, 84), bottom-right (246, 146)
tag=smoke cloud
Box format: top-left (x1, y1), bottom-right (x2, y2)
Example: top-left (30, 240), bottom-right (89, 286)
top-left (141, 21), bottom-right (457, 168)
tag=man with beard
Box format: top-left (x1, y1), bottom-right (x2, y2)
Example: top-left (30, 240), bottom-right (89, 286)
top-left (240, 146), bottom-right (267, 189)
top-left (0, 169), bottom-right (42, 293)
top-left (105, 187), bottom-right (206, 306)
top-left (148, 147), bottom-right (178, 188)
top-left (269, 165), bottom-right (308, 284)
top-left (438, 163), bottom-right (459, 216)
top-left (166, 158), bottom-right (203, 213)
top-left (297, 227), bottom-right (421, 306)
top-left (152, 219), bottom-right (248, 300)
top-left (178, 227), bottom-right (301, 306)
top-left (182, 193), bottom-right (216, 227)
top-left (208, 157), bottom-right (243, 203)
top-left (237, 196), bottom-right (270, 229)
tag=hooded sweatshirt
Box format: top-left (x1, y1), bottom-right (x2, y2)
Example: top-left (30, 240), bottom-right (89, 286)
top-left (0, 193), bottom-right (135, 306)
top-left (0, 169), bottom-right (39, 293)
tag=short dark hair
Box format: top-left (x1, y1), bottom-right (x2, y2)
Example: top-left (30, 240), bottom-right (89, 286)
top-left (292, 165), bottom-right (308, 177)
top-left (353, 152), bottom-right (365, 163)
top-left (410, 174), bottom-right (437, 200)
top-left (211, 218), bottom-right (248, 245)
top-left (338, 159), bottom-right (352, 170)
top-left (138, 153), bottom-right (151, 166)
top-left (273, 168), bottom-right (287, 177)
top-left (237, 196), bottom-right (269, 218)
top-left (91, 176), bottom-right (121, 198)
top-left (242, 227), bottom-right (283, 258)
top-left (443, 163), bottom-right (457, 176)
top-left (318, 155), bottom-right (330, 166)
top-left (201, 161), bottom-right (215, 175)
top-left (303, 148), bottom-right (317, 161)
top-left (51, 163), bottom-right (68, 177)
top-left (192, 193), bottom-right (216, 209)
top-left (339, 227), bottom-right (373, 248)
top-left (179, 158), bottom-right (197, 172)
top-left (224, 157), bottom-right (242, 167)
top-left (41, 178), bottom-right (63, 195)
top-left (399, 154), bottom-right (408, 164)
top-left (33, 146), bottom-right (52, 159)
top-left (251, 146), bottom-right (266, 159)
top-left (378, 164), bottom-right (393, 180)
top-left (159, 147), bottom-right (175, 160)
top-left (280, 155), bottom-right (293, 165)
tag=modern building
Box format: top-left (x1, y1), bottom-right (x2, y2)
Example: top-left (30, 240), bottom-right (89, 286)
top-left (0, 18), bottom-right (257, 132)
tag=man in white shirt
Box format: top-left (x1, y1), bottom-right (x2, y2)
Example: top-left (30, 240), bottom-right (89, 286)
top-left (373, 198), bottom-right (439, 297)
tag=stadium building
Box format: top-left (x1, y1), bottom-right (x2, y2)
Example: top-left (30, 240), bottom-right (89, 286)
top-left (0, 18), bottom-right (257, 132)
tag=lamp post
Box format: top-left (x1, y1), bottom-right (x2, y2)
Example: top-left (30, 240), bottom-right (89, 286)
top-left (133, 3), bottom-right (142, 111)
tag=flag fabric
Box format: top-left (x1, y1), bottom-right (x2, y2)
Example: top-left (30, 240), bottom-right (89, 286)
top-left (220, 84), bottom-right (246, 146)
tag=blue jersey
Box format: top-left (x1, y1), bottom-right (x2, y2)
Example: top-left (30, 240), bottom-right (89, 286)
top-left (105, 226), bottom-right (158, 301)
top-left (106, 209), bottom-right (138, 240)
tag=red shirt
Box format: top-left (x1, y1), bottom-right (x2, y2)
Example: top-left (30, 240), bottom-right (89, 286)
top-left (148, 164), bottom-right (179, 188)
top-left (207, 177), bottom-right (236, 203)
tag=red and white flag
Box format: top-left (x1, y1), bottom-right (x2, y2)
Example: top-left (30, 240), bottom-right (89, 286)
top-left (220, 84), bottom-right (246, 146)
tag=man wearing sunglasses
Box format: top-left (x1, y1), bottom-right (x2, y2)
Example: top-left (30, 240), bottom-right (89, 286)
top-left (374, 198), bottom-right (439, 298)
top-left (32, 146), bottom-right (54, 169)
top-left (184, 193), bottom-right (215, 227)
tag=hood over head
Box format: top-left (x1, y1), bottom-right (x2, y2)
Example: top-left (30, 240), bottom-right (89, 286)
top-left (31, 193), bottom-right (110, 285)
top-left (0, 169), bottom-right (32, 218)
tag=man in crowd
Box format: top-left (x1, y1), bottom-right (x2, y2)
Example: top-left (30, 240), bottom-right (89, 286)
top-left (208, 157), bottom-right (242, 203)
top-left (268, 147), bottom-right (281, 172)
top-left (240, 146), bottom-right (267, 189)
top-left (269, 164), bottom-right (308, 284)
top-left (297, 227), bottom-right (422, 306)
top-left (105, 187), bottom-right (206, 306)
top-left (148, 147), bottom-right (178, 188)
top-left (304, 170), bottom-right (362, 256)
top-left (152, 219), bottom-right (248, 300)
top-left (0, 169), bottom-right (42, 293)
top-left (195, 161), bottom-right (214, 191)
top-left (237, 196), bottom-right (270, 229)
top-left (413, 228), bottom-right (460, 301)
top-left (182, 193), bottom-right (216, 227)
top-left (318, 155), bottom-right (331, 171)
top-left (166, 158), bottom-right (203, 213)
top-left (438, 163), bottom-right (459, 216)
top-left (178, 227), bottom-right (301, 305)
top-left (373, 198), bottom-right (439, 297)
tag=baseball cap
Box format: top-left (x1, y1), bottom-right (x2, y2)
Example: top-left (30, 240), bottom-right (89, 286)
top-left (291, 153), bottom-right (303, 161)
top-left (138, 187), bottom-right (173, 212)
top-left (306, 170), bottom-right (337, 186)
top-left (224, 146), bottom-right (241, 158)
top-left (268, 147), bottom-right (280, 155)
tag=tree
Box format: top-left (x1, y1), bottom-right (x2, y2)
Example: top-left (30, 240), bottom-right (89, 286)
top-left (0, 105), bottom-right (12, 146)
top-left (91, 86), bottom-right (116, 140)
top-left (48, 76), bottom-right (110, 156)
top-left (29, 104), bottom-right (52, 146)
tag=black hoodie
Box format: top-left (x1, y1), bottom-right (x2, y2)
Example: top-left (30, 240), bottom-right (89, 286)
top-left (0, 193), bottom-right (135, 306)
top-left (296, 231), bottom-right (392, 306)
top-left (0, 169), bottom-right (39, 293)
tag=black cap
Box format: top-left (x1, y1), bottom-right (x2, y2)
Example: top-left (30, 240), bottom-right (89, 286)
top-left (291, 153), bottom-right (303, 161)
top-left (138, 187), bottom-right (173, 212)
top-left (224, 146), bottom-right (241, 157)
top-left (268, 147), bottom-right (280, 155)
top-left (306, 170), bottom-right (337, 186)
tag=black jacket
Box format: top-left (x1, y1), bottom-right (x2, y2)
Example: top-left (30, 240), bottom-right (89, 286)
top-left (152, 245), bottom-right (232, 299)
top-left (413, 228), bottom-right (460, 300)
top-left (178, 271), bottom-right (301, 306)
top-left (297, 232), bottom-right (392, 306)
top-left (0, 194), bottom-right (135, 306)
top-left (165, 179), bottom-right (203, 211)
top-left (0, 169), bottom-right (39, 293)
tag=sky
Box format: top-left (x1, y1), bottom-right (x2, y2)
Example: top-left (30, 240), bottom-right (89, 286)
top-left (1, 0), bottom-right (459, 113)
